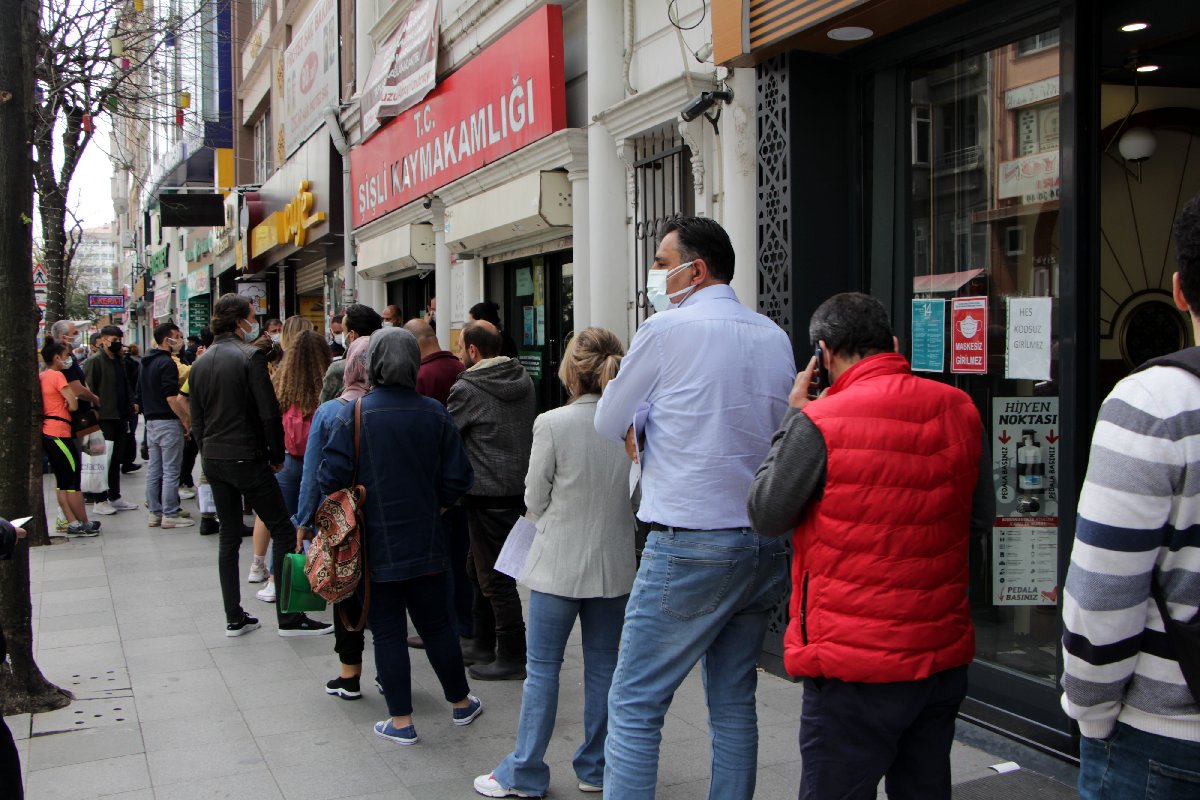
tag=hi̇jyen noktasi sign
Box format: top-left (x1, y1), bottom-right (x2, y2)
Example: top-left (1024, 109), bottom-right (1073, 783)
top-left (350, 5), bottom-right (566, 229)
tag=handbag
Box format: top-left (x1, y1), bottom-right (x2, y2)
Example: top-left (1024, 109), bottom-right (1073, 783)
top-left (1152, 574), bottom-right (1200, 702)
top-left (305, 399), bottom-right (370, 631)
top-left (45, 406), bottom-right (100, 437)
top-left (80, 434), bottom-right (111, 494)
top-left (197, 483), bottom-right (216, 515)
top-left (280, 551), bottom-right (327, 614)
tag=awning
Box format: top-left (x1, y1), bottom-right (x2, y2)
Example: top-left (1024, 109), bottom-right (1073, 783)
top-left (913, 268), bottom-right (984, 294)
top-left (159, 193), bottom-right (226, 227)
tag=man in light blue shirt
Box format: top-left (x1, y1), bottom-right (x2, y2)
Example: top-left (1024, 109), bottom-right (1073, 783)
top-left (595, 216), bottom-right (795, 800)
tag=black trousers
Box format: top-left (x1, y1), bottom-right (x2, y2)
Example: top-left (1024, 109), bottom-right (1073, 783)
top-left (98, 418), bottom-right (127, 501)
top-left (445, 506), bottom-right (473, 639)
top-left (0, 714), bottom-right (21, 799)
top-left (179, 434), bottom-right (198, 488)
top-left (122, 415), bottom-right (138, 468)
top-left (333, 591), bottom-right (366, 667)
top-left (465, 506), bottom-right (525, 658)
top-left (368, 574), bottom-right (470, 717)
top-left (205, 458), bottom-right (301, 626)
top-left (798, 664), bottom-right (968, 800)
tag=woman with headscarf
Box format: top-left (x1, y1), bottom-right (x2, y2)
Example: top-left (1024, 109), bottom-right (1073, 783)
top-left (318, 327), bottom-right (478, 745)
top-left (292, 334), bottom-right (373, 697)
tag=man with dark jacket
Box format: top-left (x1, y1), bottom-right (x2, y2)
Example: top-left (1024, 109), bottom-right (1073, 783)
top-left (83, 325), bottom-right (139, 515)
top-left (140, 323), bottom-right (194, 529)
top-left (447, 320), bottom-right (537, 680)
top-left (0, 517), bottom-right (26, 798)
top-left (189, 293), bottom-right (331, 638)
top-left (747, 293), bottom-right (992, 800)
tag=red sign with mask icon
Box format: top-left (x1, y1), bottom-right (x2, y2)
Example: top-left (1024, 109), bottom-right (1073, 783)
top-left (950, 296), bottom-right (988, 374)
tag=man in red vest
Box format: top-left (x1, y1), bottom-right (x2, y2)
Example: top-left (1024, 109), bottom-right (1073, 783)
top-left (748, 292), bottom-right (992, 799)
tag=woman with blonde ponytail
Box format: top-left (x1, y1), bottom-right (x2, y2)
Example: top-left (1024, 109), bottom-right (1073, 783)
top-left (473, 327), bottom-right (637, 799)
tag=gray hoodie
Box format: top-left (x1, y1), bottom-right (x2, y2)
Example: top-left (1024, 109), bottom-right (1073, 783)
top-left (367, 327), bottom-right (420, 389)
top-left (446, 357), bottom-right (537, 498)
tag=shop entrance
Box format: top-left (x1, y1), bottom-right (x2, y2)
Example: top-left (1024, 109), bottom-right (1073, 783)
top-left (488, 252), bottom-right (574, 412)
top-left (386, 272), bottom-right (435, 323)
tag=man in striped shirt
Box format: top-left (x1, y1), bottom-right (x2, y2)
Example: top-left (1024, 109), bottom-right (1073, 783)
top-left (1062, 193), bottom-right (1200, 797)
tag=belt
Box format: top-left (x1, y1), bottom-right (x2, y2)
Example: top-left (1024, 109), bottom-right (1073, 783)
top-left (648, 522), bottom-right (754, 533)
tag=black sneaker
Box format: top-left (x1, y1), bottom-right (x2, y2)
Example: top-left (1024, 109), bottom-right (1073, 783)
top-left (278, 615), bottom-right (333, 637)
top-left (225, 613), bottom-right (260, 638)
top-left (325, 676), bottom-right (362, 700)
top-left (85, 520), bottom-right (101, 532)
top-left (120, 463), bottom-right (142, 474)
top-left (65, 521), bottom-right (99, 537)
top-left (199, 516), bottom-right (219, 536)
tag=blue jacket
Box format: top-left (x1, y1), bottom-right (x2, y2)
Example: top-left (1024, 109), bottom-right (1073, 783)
top-left (318, 386), bottom-right (473, 582)
top-left (291, 398), bottom-right (345, 530)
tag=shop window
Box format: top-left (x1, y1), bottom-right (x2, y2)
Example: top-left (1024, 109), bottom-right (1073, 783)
top-left (253, 110), bottom-right (272, 185)
top-left (251, 0), bottom-right (267, 21)
top-left (632, 123), bottom-right (694, 324)
top-left (904, 30), bottom-right (1062, 686)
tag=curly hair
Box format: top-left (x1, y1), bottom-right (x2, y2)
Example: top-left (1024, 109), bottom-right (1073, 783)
top-left (558, 327), bottom-right (624, 400)
top-left (273, 330), bottom-right (332, 416)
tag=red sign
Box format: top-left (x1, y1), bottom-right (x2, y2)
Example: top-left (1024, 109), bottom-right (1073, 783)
top-left (350, 6), bottom-right (566, 228)
top-left (950, 296), bottom-right (988, 374)
top-left (88, 294), bottom-right (126, 310)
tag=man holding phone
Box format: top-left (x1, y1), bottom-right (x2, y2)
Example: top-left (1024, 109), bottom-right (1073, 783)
top-left (748, 292), bottom-right (992, 800)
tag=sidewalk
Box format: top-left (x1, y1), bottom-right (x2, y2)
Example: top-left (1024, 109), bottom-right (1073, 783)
top-left (7, 472), bottom-right (1078, 799)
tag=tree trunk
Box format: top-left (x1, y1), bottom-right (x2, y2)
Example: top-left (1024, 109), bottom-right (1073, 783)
top-left (38, 187), bottom-right (67, 326)
top-left (0, 0), bottom-right (72, 714)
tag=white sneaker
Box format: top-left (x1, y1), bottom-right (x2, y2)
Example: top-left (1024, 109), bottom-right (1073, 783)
top-left (256, 581), bottom-right (276, 603)
top-left (162, 516), bottom-right (195, 528)
top-left (93, 501), bottom-right (117, 515)
top-left (110, 498), bottom-right (139, 511)
top-left (247, 561), bottom-right (269, 583)
top-left (472, 774), bottom-right (537, 798)
top-left (178, 486), bottom-right (197, 499)
top-left (148, 513), bottom-right (162, 528)
top-left (578, 780), bottom-right (602, 793)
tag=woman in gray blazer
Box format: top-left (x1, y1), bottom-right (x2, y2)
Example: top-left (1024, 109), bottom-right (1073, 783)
top-left (474, 328), bottom-right (635, 799)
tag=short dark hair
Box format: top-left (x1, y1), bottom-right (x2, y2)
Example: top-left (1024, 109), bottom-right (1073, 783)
top-left (199, 327), bottom-right (215, 347)
top-left (343, 303), bottom-right (382, 337)
top-left (41, 339), bottom-right (65, 365)
top-left (100, 325), bottom-right (123, 339)
top-left (1175, 193), bottom-right (1200, 314)
top-left (659, 216), bottom-right (735, 283)
top-left (808, 293), bottom-right (894, 359)
top-left (462, 321), bottom-right (502, 358)
top-left (153, 322), bottom-right (180, 344)
top-left (265, 318), bottom-right (282, 330)
top-left (212, 293), bottom-right (252, 334)
top-left (468, 301), bottom-right (502, 328)
top-left (90, 332), bottom-right (100, 346)
top-left (330, 314), bottom-right (343, 325)
top-left (187, 335), bottom-right (200, 345)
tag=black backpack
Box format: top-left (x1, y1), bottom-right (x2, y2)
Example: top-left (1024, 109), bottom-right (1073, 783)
top-left (1132, 348), bottom-right (1200, 700)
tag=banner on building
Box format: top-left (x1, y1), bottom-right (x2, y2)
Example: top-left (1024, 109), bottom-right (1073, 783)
top-left (152, 288), bottom-right (172, 319)
top-left (911, 298), bottom-right (945, 372)
top-left (283, 0), bottom-right (340, 156)
top-left (362, 0), bottom-right (439, 138)
top-left (351, 5), bottom-right (567, 228)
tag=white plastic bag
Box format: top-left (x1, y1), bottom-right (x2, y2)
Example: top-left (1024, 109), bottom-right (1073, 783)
top-left (80, 437), bottom-right (112, 494)
top-left (197, 483), bottom-right (216, 514)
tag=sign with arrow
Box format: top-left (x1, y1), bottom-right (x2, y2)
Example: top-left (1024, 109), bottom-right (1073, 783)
top-left (991, 396), bottom-right (1060, 606)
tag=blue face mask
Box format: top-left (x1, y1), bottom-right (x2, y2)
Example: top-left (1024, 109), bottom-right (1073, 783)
top-left (646, 261), bottom-right (696, 312)
top-left (242, 320), bottom-right (261, 343)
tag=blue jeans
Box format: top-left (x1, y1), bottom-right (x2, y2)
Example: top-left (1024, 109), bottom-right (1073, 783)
top-left (603, 528), bottom-right (788, 800)
top-left (492, 591), bottom-right (628, 795)
top-left (1079, 722), bottom-right (1200, 799)
top-left (145, 419), bottom-right (185, 516)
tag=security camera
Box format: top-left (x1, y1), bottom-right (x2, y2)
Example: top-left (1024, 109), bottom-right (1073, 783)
top-left (422, 194), bottom-right (435, 210)
top-left (680, 89), bottom-right (734, 122)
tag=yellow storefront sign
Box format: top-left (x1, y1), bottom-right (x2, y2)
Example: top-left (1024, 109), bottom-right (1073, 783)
top-left (249, 181), bottom-right (328, 259)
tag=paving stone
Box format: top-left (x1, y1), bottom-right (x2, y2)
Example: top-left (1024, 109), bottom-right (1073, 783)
top-left (25, 723), bottom-right (145, 771)
top-left (147, 768), bottom-right (284, 800)
top-left (24, 753), bottom-right (150, 800)
top-left (31, 696), bottom-right (138, 735)
top-left (147, 737), bottom-right (268, 786)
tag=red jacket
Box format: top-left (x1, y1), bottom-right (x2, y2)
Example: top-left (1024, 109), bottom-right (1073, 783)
top-left (417, 350), bottom-right (466, 407)
top-left (786, 353), bottom-right (981, 683)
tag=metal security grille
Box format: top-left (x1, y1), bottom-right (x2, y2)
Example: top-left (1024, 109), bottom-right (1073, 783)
top-left (633, 123), bottom-right (693, 325)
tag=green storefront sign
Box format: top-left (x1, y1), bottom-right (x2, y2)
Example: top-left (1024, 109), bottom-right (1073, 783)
top-left (518, 351), bottom-right (543, 380)
top-left (188, 296), bottom-right (210, 338)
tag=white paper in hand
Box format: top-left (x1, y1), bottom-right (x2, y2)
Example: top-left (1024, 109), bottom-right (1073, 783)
top-left (495, 515), bottom-right (537, 580)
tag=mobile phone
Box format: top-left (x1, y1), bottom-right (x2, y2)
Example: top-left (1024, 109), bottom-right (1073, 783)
top-left (810, 346), bottom-right (825, 399)
top-left (9, 516), bottom-right (31, 528)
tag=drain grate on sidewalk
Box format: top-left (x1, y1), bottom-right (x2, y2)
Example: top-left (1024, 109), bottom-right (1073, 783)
top-left (953, 769), bottom-right (1076, 799)
top-left (31, 666), bottom-right (135, 736)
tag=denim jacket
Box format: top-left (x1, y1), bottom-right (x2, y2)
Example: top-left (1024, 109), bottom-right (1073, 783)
top-left (291, 398), bottom-right (346, 530)
top-left (318, 386), bottom-right (474, 582)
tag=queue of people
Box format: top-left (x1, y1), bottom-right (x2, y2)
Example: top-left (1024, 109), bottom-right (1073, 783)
top-left (32, 207), bottom-right (1199, 799)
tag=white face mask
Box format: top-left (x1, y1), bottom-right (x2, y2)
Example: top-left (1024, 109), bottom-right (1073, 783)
top-left (242, 320), bottom-right (261, 343)
top-left (269, 333), bottom-right (281, 344)
top-left (63, 356), bottom-right (74, 369)
top-left (335, 333), bottom-right (345, 346)
top-left (646, 261), bottom-right (696, 313)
